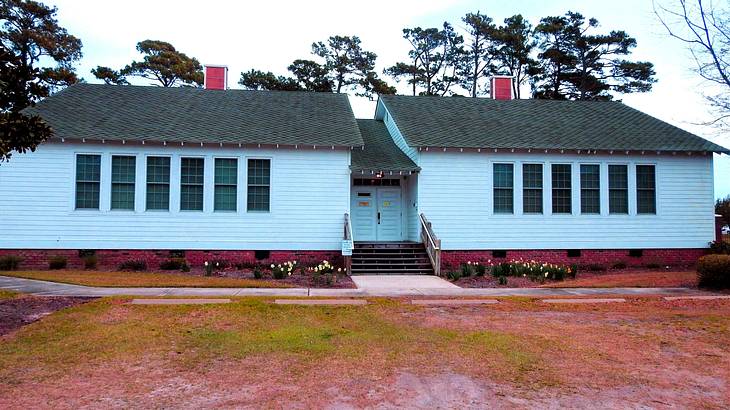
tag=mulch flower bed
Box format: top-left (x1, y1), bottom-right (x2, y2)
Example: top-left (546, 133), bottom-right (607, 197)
top-left (215, 269), bottom-right (356, 289)
top-left (0, 295), bottom-right (94, 336)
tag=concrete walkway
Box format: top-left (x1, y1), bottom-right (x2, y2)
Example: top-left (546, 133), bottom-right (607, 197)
top-left (0, 275), bottom-right (710, 298)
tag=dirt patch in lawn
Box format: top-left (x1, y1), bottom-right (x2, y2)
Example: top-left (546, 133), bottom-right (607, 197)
top-left (0, 297), bottom-right (728, 408)
top-left (0, 294), bottom-right (94, 336)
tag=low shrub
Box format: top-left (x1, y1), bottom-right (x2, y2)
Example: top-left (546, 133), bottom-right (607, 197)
top-left (0, 255), bottom-right (23, 271)
top-left (498, 276), bottom-right (508, 285)
top-left (475, 263), bottom-right (487, 276)
top-left (709, 240), bottom-right (730, 255)
top-left (159, 258), bottom-right (188, 271)
top-left (83, 255), bottom-right (98, 270)
top-left (491, 263), bottom-right (510, 278)
top-left (584, 263), bottom-right (607, 272)
top-left (253, 265), bottom-right (264, 279)
top-left (460, 263), bottom-right (476, 277)
top-left (697, 255), bottom-right (730, 289)
top-left (447, 270), bottom-right (461, 281)
top-left (210, 259), bottom-right (229, 270)
top-left (118, 259), bottom-right (147, 271)
top-left (48, 255), bottom-right (67, 270)
top-left (569, 264), bottom-right (579, 279)
top-left (645, 263), bottom-right (661, 269)
top-left (235, 260), bottom-right (258, 270)
top-left (181, 263), bottom-right (191, 272)
top-left (612, 261), bottom-right (627, 270)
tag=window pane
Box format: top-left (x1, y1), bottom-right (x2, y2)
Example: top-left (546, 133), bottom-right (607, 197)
top-left (215, 158), bottom-right (238, 185)
top-left (580, 164), bottom-right (600, 214)
top-left (637, 165), bottom-right (656, 214)
top-left (215, 186), bottom-right (237, 211)
top-left (523, 164), bottom-right (543, 214)
top-left (181, 158), bottom-right (204, 185)
top-left (523, 164), bottom-right (542, 188)
top-left (493, 163), bottom-right (513, 214)
top-left (76, 181), bottom-right (100, 209)
top-left (247, 186), bottom-right (270, 212)
top-left (609, 165), bottom-right (628, 214)
top-left (111, 182), bottom-right (135, 210)
top-left (215, 158), bottom-right (238, 211)
top-left (147, 157), bottom-right (170, 184)
top-left (247, 159), bottom-right (270, 212)
top-left (146, 157), bottom-right (170, 210)
top-left (636, 165), bottom-right (656, 189)
top-left (552, 164), bottom-right (572, 214)
top-left (111, 156), bottom-right (135, 210)
top-left (112, 156), bottom-right (136, 183)
top-left (609, 165), bottom-right (628, 189)
top-left (248, 159), bottom-right (270, 186)
top-left (181, 185), bottom-right (204, 211)
top-left (75, 154), bottom-right (100, 209)
top-left (146, 184), bottom-right (169, 210)
top-left (523, 189), bottom-right (543, 214)
top-left (181, 157), bottom-right (204, 211)
top-left (76, 154), bottom-right (101, 182)
top-left (493, 163), bottom-right (513, 188)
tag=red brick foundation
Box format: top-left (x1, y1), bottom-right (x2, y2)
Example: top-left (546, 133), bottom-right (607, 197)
top-left (441, 248), bottom-right (707, 271)
top-left (0, 249), bottom-right (342, 270)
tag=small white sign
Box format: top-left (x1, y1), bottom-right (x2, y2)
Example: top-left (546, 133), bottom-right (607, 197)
top-left (341, 240), bottom-right (353, 256)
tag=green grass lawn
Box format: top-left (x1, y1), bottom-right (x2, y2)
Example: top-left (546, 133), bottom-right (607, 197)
top-left (0, 270), bottom-right (291, 288)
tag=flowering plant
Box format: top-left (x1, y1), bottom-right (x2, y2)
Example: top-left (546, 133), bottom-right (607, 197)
top-left (271, 261), bottom-right (296, 280)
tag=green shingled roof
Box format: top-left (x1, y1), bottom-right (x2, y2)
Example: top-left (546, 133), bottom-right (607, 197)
top-left (26, 83), bottom-right (364, 147)
top-left (351, 120), bottom-right (419, 172)
top-left (380, 95), bottom-right (729, 153)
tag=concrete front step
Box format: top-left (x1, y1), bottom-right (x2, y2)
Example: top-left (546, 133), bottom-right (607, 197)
top-left (351, 242), bottom-right (434, 276)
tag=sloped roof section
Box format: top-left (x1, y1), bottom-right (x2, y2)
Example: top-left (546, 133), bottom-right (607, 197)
top-left (351, 119), bottom-right (420, 172)
top-left (26, 83), bottom-right (364, 146)
top-left (380, 95), bottom-right (729, 153)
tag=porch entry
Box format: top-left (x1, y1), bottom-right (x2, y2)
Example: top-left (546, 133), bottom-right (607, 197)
top-left (351, 183), bottom-right (403, 241)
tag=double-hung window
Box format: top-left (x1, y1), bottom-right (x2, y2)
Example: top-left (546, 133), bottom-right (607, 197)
top-left (522, 164), bottom-right (543, 214)
top-left (636, 165), bottom-right (656, 214)
top-left (146, 156), bottom-right (170, 210)
top-left (493, 163), bottom-right (514, 214)
top-left (551, 164), bottom-right (572, 214)
top-left (180, 157), bottom-right (204, 211)
top-left (215, 158), bottom-right (238, 211)
top-left (580, 164), bottom-right (600, 214)
top-left (609, 165), bottom-right (628, 214)
top-left (247, 159), bottom-right (270, 212)
top-left (75, 154), bottom-right (101, 209)
top-left (111, 156), bottom-right (136, 210)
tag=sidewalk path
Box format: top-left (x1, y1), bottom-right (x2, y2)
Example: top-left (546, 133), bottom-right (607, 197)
top-left (0, 275), bottom-right (709, 298)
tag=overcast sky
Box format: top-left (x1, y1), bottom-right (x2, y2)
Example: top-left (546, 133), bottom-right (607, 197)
top-left (46, 0), bottom-right (730, 198)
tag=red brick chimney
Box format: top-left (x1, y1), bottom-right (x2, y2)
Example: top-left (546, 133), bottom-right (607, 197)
top-left (204, 65), bottom-right (228, 90)
top-left (490, 76), bottom-right (513, 100)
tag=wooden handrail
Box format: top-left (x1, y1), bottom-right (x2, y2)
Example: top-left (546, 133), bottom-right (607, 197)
top-left (343, 213), bottom-right (353, 275)
top-left (419, 213), bottom-right (441, 277)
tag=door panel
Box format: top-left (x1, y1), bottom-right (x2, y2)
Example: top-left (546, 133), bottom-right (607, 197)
top-left (376, 187), bottom-right (402, 241)
top-left (351, 188), bottom-right (376, 241)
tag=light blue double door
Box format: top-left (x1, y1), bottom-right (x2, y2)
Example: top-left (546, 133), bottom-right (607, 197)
top-left (351, 187), bottom-right (403, 241)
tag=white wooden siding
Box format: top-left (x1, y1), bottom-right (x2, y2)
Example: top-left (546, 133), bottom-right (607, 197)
top-left (417, 150), bottom-right (715, 249)
top-left (0, 142), bottom-right (350, 250)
